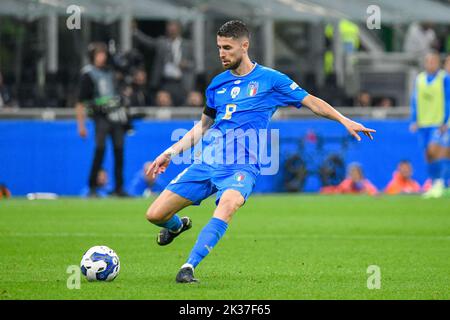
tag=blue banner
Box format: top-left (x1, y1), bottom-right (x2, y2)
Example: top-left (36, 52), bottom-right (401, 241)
top-left (0, 119), bottom-right (425, 196)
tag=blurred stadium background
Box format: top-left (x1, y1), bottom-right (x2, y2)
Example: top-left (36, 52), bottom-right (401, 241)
top-left (0, 0), bottom-right (450, 197)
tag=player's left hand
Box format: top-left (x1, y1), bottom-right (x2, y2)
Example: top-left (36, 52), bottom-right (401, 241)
top-left (146, 153), bottom-right (171, 178)
top-left (342, 118), bottom-right (376, 141)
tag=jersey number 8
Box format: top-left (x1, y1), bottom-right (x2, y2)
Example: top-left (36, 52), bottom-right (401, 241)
top-left (222, 104), bottom-right (237, 120)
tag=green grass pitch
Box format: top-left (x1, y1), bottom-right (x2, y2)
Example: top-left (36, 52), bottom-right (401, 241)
top-left (0, 195), bottom-right (449, 300)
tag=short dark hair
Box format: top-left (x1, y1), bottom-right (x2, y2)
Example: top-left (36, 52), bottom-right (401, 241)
top-left (87, 42), bottom-right (108, 63)
top-left (399, 160), bottom-right (411, 165)
top-left (217, 20), bottom-right (249, 39)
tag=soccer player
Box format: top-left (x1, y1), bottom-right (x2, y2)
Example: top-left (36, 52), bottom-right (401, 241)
top-left (410, 52), bottom-right (450, 198)
top-left (145, 21), bottom-right (375, 283)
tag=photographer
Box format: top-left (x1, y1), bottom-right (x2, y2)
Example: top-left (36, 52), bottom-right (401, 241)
top-left (75, 42), bottom-right (129, 197)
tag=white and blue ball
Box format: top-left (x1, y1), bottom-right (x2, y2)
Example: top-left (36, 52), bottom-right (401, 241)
top-left (80, 245), bottom-right (120, 281)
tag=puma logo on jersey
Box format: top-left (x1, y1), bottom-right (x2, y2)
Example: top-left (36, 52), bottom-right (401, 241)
top-left (217, 88), bottom-right (227, 94)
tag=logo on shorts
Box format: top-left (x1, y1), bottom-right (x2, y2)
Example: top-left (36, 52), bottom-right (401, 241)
top-left (247, 81), bottom-right (259, 97)
top-left (234, 172), bottom-right (246, 182)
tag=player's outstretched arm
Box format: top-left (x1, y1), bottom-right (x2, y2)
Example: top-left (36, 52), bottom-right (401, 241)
top-left (302, 95), bottom-right (376, 141)
top-left (146, 113), bottom-right (215, 178)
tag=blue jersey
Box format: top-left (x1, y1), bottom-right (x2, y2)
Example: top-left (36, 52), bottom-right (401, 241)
top-left (196, 62), bottom-right (309, 175)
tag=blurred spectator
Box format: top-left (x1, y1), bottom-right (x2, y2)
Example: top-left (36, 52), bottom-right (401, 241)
top-left (0, 183), bottom-right (11, 199)
top-left (80, 169), bottom-right (111, 198)
top-left (339, 19), bottom-right (360, 54)
top-left (155, 90), bottom-right (173, 107)
top-left (354, 91), bottom-right (372, 107)
top-left (404, 22), bottom-right (438, 57)
top-left (422, 179), bottom-right (433, 193)
top-left (377, 97), bottom-right (394, 108)
top-left (0, 71), bottom-right (16, 109)
top-left (385, 160), bottom-right (421, 194)
top-left (123, 68), bottom-right (151, 106)
top-left (134, 20), bottom-right (195, 106)
top-left (410, 51), bottom-right (450, 199)
top-left (185, 91), bottom-right (204, 107)
top-left (320, 162), bottom-right (378, 195)
top-left (128, 162), bottom-right (169, 197)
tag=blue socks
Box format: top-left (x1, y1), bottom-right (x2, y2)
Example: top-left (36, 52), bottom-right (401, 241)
top-left (444, 159), bottom-right (450, 187)
top-left (155, 215), bottom-right (182, 233)
top-left (428, 160), bottom-right (441, 181)
top-left (428, 160), bottom-right (444, 182)
top-left (186, 217), bottom-right (228, 268)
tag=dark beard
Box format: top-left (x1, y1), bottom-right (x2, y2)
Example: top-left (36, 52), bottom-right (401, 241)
top-left (224, 58), bottom-right (242, 70)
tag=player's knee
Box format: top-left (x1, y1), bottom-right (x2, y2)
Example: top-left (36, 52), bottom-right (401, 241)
top-left (225, 199), bottom-right (242, 212)
top-left (145, 205), bottom-right (167, 224)
top-left (218, 194), bottom-right (244, 215)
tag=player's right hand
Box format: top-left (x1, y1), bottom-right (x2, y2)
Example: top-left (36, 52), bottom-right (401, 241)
top-left (146, 153), bottom-right (171, 178)
top-left (78, 126), bottom-right (88, 138)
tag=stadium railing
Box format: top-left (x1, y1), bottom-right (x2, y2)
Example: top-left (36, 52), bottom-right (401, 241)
top-left (0, 106), bottom-right (410, 120)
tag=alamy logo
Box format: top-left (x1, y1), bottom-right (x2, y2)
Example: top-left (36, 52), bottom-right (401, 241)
top-left (366, 5), bottom-right (381, 30)
top-left (66, 5), bottom-right (81, 30)
top-left (170, 125), bottom-right (280, 175)
top-left (367, 265), bottom-right (381, 289)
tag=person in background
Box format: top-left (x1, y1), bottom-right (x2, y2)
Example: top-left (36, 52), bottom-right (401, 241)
top-left (410, 51), bottom-right (450, 198)
top-left (76, 42), bottom-right (130, 197)
top-left (134, 20), bottom-right (195, 106)
top-left (442, 55), bottom-right (450, 195)
top-left (155, 90), bottom-right (173, 107)
top-left (0, 71), bottom-right (16, 109)
top-left (378, 97), bottom-right (394, 108)
top-left (80, 169), bottom-right (111, 198)
top-left (385, 160), bottom-right (421, 195)
top-left (321, 162), bottom-right (378, 195)
top-left (185, 91), bottom-right (204, 107)
top-left (126, 68), bottom-right (151, 107)
top-left (128, 162), bottom-right (169, 197)
top-left (0, 183), bottom-right (11, 199)
top-left (354, 91), bottom-right (372, 107)
top-left (404, 22), bottom-right (438, 57)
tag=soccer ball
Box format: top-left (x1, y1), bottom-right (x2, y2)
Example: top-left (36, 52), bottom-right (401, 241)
top-left (80, 245), bottom-right (120, 281)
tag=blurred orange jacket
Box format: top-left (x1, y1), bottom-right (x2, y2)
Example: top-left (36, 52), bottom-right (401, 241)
top-left (384, 172), bottom-right (421, 195)
top-left (321, 178), bottom-right (378, 196)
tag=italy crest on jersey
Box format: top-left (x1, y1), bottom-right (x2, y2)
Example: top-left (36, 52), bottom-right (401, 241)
top-left (234, 172), bottom-right (246, 182)
top-left (247, 81), bottom-right (259, 97)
